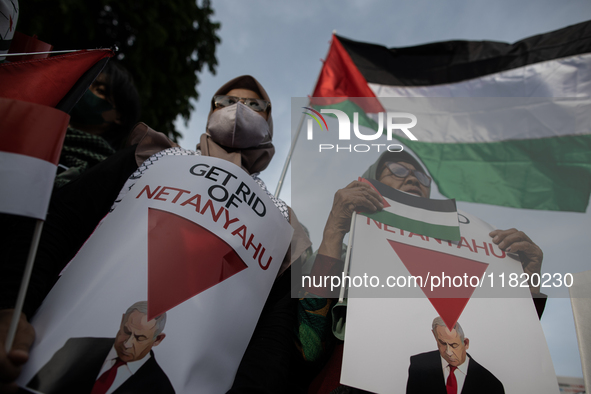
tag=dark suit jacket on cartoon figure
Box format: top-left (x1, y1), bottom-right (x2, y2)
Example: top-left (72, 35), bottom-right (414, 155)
top-left (27, 337), bottom-right (175, 394)
top-left (406, 350), bottom-right (504, 394)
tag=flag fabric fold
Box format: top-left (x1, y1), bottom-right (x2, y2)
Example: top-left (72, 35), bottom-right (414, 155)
top-left (0, 49), bottom-right (113, 108)
top-left (312, 21), bottom-right (591, 212)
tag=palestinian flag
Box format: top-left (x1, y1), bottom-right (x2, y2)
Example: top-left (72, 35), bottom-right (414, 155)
top-left (311, 21), bottom-right (591, 212)
top-left (359, 178), bottom-right (460, 241)
top-left (0, 49), bottom-right (113, 112)
top-left (0, 49), bottom-right (113, 219)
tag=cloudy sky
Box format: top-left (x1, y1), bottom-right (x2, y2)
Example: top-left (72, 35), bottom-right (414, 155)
top-left (177, 0), bottom-right (591, 379)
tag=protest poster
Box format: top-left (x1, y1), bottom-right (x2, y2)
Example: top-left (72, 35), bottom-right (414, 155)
top-left (17, 155), bottom-right (294, 393)
top-left (340, 209), bottom-right (558, 393)
top-left (558, 376), bottom-right (586, 394)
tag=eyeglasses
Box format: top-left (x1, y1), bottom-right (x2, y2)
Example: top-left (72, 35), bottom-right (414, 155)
top-left (383, 161), bottom-right (431, 187)
top-left (213, 95), bottom-right (271, 113)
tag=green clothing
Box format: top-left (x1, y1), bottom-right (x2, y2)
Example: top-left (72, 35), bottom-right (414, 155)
top-left (54, 127), bottom-right (115, 188)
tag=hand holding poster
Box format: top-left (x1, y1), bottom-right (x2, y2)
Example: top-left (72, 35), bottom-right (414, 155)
top-left (17, 155), bottom-right (294, 393)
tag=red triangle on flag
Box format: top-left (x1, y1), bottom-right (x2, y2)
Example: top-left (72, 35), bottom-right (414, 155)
top-left (310, 35), bottom-right (384, 113)
top-left (387, 239), bottom-right (488, 330)
top-left (147, 208), bottom-right (248, 320)
top-left (0, 49), bottom-right (112, 107)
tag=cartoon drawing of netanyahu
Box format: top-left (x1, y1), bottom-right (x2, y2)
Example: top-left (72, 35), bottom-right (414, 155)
top-left (27, 301), bottom-right (175, 394)
top-left (406, 316), bottom-right (504, 394)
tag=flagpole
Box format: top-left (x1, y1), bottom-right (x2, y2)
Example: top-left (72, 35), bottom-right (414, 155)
top-left (274, 31), bottom-right (336, 199)
top-left (339, 211), bottom-right (357, 303)
top-left (5, 219), bottom-right (44, 352)
top-left (2, 48), bottom-right (113, 57)
top-left (274, 110), bottom-right (307, 198)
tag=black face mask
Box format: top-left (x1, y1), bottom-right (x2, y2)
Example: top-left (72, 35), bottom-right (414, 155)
top-left (206, 102), bottom-right (271, 149)
top-left (70, 89), bottom-right (114, 126)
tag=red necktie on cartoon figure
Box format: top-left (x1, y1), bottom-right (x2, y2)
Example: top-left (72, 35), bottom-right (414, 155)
top-left (446, 365), bottom-right (458, 394)
top-left (90, 358), bottom-right (126, 394)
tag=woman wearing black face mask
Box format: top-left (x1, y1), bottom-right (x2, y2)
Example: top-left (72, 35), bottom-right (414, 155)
top-left (55, 61), bottom-right (140, 188)
top-left (1, 75), bottom-right (311, 393)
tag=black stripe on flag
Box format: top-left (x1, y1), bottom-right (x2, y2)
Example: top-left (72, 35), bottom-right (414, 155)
top-left (365, 178), bottom-right (457, 213)
top-left (56, 57), bottom-right (110, 114)
top-left (337, 20), bottom-right (591, 86)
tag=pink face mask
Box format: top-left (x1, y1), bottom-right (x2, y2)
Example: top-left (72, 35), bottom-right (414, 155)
top-left (206, 102), bottom-right (271, 149)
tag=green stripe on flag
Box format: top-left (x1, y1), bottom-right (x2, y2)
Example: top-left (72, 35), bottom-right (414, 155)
top-left (361, 210), bottom-right (461, 241)
top-left (403, 133), bottom-right (591, 212)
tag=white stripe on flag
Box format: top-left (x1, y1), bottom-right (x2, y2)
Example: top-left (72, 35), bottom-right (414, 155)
top-left (368, 98), bottom-right (591, 143)
top-left (383, 196), bottom-right (458, 227)
top-left (369, 53), bottom-right (591, 99)
top-left (0, 151), bottom-right (56, 219)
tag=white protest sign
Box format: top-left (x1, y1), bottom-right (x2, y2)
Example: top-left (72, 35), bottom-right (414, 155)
top-left (341, 210), bottom-right (558, 393)
top-left (18, 155), bottom-right (293, 393)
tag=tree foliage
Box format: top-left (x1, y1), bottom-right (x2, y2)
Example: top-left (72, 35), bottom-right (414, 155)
top-left (18, 0), bottom-right (220, 141)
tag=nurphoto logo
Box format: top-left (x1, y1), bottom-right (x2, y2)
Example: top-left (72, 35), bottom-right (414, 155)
top-left (303, 107), bottom-right (418, 153)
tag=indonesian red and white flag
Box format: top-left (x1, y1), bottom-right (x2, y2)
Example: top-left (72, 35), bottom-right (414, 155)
top-left (0, 49), bottom-right (113, 219)
top-left (0, 98), bottom-right (69, 219)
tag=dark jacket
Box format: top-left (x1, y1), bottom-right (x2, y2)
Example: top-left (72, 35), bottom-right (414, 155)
top-left (406, 350), bottom-right (504, 394)
top-left (27, 337), bottom-right (175, 394)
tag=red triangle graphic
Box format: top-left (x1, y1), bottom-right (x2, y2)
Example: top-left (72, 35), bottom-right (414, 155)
top-left (147, 208), bottom-right (247, 320)
top-left (310, 35), bottom-right (384, 114)
top-left (387, 239), bottom-right (488, 330)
